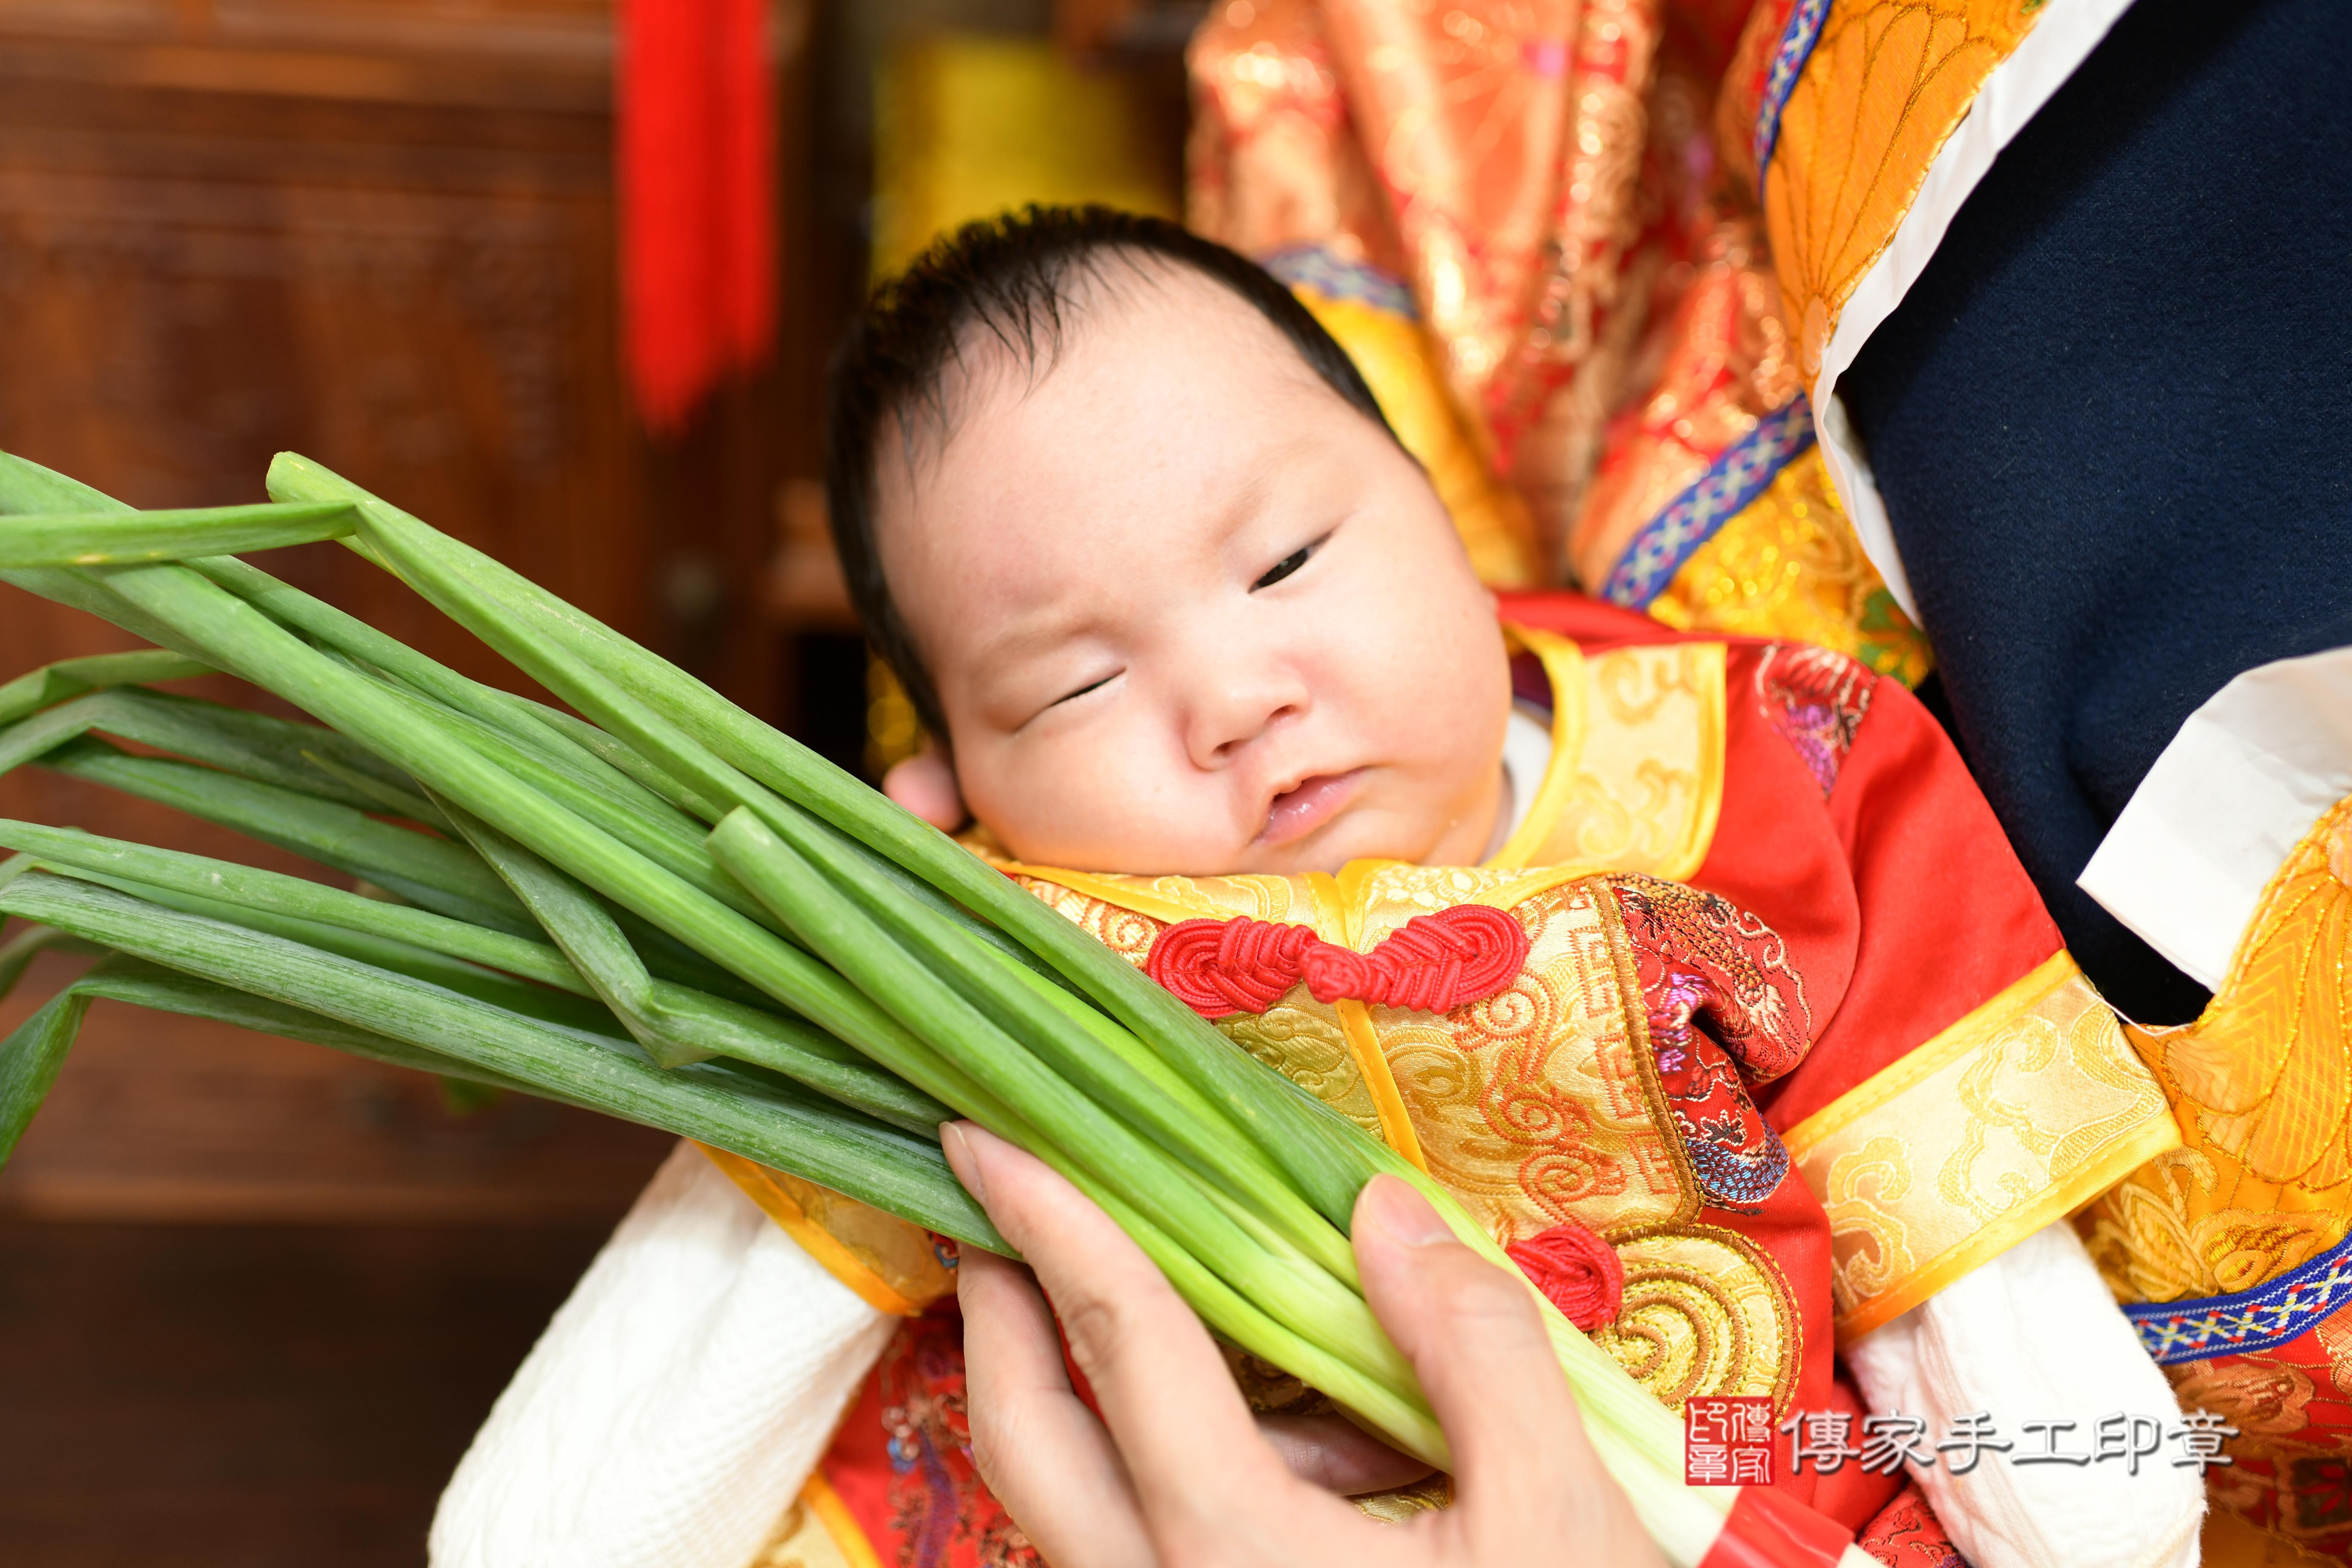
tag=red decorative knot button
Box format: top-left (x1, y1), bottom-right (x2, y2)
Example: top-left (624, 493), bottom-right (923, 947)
top-left (1505, 1220), bottom-right (1625, 1332)
top-left (1144, 904), bottom-right (1529, 1018)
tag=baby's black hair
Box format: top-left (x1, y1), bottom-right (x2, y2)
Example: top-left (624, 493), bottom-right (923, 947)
top-left (823, 203), bottom-right (1395, 746)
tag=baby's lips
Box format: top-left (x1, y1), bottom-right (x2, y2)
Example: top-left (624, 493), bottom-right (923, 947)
top-left (1253, 767), bottom-right (1366, 849)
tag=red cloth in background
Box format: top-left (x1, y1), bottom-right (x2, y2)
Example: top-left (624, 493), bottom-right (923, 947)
top-left (619, 0), bottom-right (776, 432)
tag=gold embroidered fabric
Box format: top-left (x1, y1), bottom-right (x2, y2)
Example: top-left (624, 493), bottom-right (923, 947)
top-left (1763, 0), bottom-right (2043, 376)
top-left (1004, 859), bottom-right (1803, 1414)
top-left (1493, 627), bottom-right (1726, 880)
top-left (1289, 285), bottom-right (1541, 587)
top-left (1783, 952), bottom-right (2181, 1341)
top-left (1351, 1473), bottom-right (1456, 1523)
top-left (1180, 0), bottom-right (1972, 669)
top-left (1595, 1222), bottom-right (1804, 1417)
top-left (2080, 796), bottom-right (2352, 1306)
top-left (1186, 0), bottom-right (1669, 562)
top-left (754, 1474), bottom-right (880, 1568)
top-left (696, 1144), bottom-right (957, 1317)
top-left (1563, 207), bottom-right (1801, 596)
top-left (1644, 446), bottom-right (1933, 688)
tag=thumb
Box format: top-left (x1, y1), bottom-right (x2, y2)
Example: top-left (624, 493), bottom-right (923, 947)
top-left (1348, 1178), bottom-right (1614, 1517)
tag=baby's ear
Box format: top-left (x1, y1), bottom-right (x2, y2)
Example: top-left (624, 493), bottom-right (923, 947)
top-left (882, 741), bottom-right (966, 830)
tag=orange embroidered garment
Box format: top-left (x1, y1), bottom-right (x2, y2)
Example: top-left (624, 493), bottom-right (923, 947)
top-left (771, 594), bottom-right (2171, 1566)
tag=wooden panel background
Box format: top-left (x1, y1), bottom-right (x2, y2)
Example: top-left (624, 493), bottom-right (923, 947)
top-left (0, 0), bottom-right (803, 1222)
top-left (0, 6), bottom-right (805, 1560)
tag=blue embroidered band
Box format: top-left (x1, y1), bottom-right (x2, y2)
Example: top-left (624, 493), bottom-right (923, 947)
top-left (1260, 245), bottom-right (1419, 319)
top-left (2125, 1230), bottom-right (2352, 1365)
top-left (1752, 0), bottom-right (1832, 198)
top-left (1596, 394), bottom-right (1816, 610)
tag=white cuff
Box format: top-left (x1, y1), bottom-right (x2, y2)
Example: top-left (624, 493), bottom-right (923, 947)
top-left (428, 1141), bottom-right (899, 1568)
top-left (1844, 1221), bottom-right (2203, 1568)
top-left (2080, 643), bottom-right (2352, 993)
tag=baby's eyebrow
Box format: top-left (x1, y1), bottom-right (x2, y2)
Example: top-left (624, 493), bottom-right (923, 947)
top-left (1217, 435), bottom-right (1328, 543)
top-left (963, 594), bottom-right (1112, 693)
top-left (1216, 461), bottom-right (1280, 541)
top-left (961, 432), bottom-right (1324, 682)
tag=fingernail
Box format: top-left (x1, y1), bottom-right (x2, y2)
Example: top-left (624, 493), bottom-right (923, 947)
top-left (941, 1121), bottom-right (986, 1206)
top-left (1358, 1174), bottom-right (1453, 1247)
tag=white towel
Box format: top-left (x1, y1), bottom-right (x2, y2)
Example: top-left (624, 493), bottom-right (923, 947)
top-left (1845, 1220), bottom-right (2204, 1568)
top-left (428, 1142), bottom-right (896, 1568)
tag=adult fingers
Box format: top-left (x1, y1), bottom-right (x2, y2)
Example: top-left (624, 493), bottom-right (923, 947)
top-left (956, 1243), bottom-right (1155, 1568)
top-left (1255, 1412), bottom-right (1437, 1497)
top-left (1348, 1178), bottom-right (1621, 1527)
top-left (943, 1122), bottom-right (1310, 1539)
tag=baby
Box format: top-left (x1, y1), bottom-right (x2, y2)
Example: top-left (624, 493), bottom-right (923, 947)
top-left (825, 209), bottom-right (1511, 877)
top-left (431, 209), bottom-right (2200, 1568)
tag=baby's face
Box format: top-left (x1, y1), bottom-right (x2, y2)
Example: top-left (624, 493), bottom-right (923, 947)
top-left (874, 263), bottom-right (1512, 877)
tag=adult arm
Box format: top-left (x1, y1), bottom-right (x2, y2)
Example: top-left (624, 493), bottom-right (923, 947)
top-left (428, 1143), bottom-right (899, 1568)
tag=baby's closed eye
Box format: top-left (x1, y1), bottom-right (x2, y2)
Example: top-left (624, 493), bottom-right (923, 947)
top-left (1252, 531), bottom-right (1330, 591)
top-left (1049, 672), bottom-right (1118, 710)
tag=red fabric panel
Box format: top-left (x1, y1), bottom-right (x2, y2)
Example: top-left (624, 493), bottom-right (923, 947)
top-left (1704, 1483), bottom-right (1860, 1568)
top-left (1755, 654), bottom-right (2061, 1130)
top-left (619, 0), bottom-right (776, 432)
top-left (1497, 590), bottom-right (2064, 1130)
top-left (1803, 1372), bottom-right (1904, 1529)
top-left (815, 591), bottom-right (2057, 1556)
top-left (821, 1310), bottom-right (1037, 1567)
top-left (1495, 587), bottom-right (1708, 648)
top-left (1723, 1166), bottom-right (1841, 1512)
top-left (816, 1341), bottom-right (894, 1543)
top-left (1851, 1478), bottom-right (1967, 1566)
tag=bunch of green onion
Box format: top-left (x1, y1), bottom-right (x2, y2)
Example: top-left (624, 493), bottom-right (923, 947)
top-left (0, 448), bottom-right (1766, 1565)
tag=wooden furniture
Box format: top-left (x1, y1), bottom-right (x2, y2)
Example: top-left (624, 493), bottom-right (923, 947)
top-left (0, 1215), bottom-right (621, 1566)
top-left (0, 0), bottom-right (804, 1219)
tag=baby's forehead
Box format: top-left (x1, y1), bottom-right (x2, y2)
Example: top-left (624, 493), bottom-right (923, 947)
top-left (944, 258), bottom-right (1299, 420)
top-left (888, 267), bottom-right (1333, 510)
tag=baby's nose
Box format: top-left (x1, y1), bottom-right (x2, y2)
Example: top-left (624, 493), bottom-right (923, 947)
top-left (1184, 673), bottom-right (1308, 768)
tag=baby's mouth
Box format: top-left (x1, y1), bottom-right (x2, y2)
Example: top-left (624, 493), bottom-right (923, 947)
top-left (1254, 769), bottom-right (1366, 850)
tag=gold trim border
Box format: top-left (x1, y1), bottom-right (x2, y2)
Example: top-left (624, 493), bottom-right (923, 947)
top-left (1662, 643), bottom-right (1727, 883)
top-left (1491, 626), bottom-right (1590, 870)
top-left (1783, 952), bottom-right (2080, 1155)
top-left (1783, 952), bottom-right (2182, 1342)
top-left (1335, 997), bottom-right (1432, 1172)
top-left (1491, 627), bottom-right (1726, 880)
top-left (696, 1143), bottom-right (929, 1317)
top-left (801, 1472), bottom-right (885, 1568)
top-left (1837, 1111), bottom-right (2180, 1343)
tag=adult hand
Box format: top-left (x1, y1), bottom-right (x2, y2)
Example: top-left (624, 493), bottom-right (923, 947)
top-left (942, 1122), bottom-right (1665, 1568)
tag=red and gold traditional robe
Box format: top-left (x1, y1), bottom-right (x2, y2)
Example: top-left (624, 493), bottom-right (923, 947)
top-left (743, 597), bottom-right (2175, 1568)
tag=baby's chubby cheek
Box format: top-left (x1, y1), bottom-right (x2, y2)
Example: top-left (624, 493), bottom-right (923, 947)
top-left (955, 737), bottom-right (1236, 874)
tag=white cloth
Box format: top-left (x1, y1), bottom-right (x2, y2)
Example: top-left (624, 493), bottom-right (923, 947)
top-left (2080, 644), bottom-right (2352, 992)
top-left (429, 1142), bottom-right (896, 1568)
top-left (1496, 698), bottom-right (1554, 845)
top-left (1845, 1220), bottom-right (2203, 1568)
